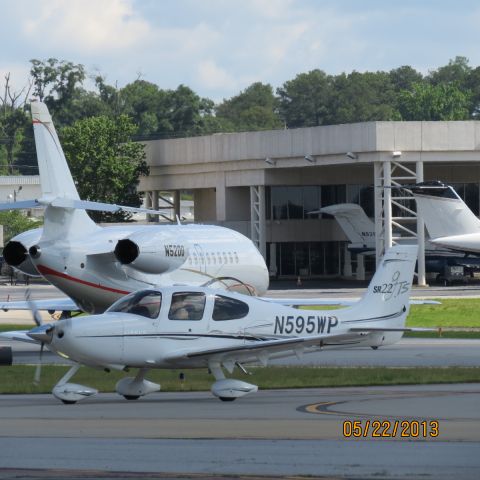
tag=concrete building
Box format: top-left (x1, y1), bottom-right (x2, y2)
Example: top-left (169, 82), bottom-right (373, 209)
top-left (140, 122), bottom-right (480, 281)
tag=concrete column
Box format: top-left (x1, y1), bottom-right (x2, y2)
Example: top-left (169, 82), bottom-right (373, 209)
top-left (269, 243), bottom-right (277, 276)
top-left (343, 245), bottom-right (352, 277)
top-left (173, 190), bottom-right (181, 220)
top-left (416, 161), bottom-right (427, 286)
top-left (356, 254), bottom-right (366, 280)
top-left (150, 190), bottom-right (159, 223)
top-left (216, 174), bottom-right (226, 222)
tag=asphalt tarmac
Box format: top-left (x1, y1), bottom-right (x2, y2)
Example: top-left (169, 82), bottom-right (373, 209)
top-left (2, 337), bottom-right (480, 367)
top-left (0, 385), bottom-right (479, 479)
top-left (1, 283), bottom-right (479, 479)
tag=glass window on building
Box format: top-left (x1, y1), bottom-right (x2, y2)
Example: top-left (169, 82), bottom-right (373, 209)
top-left (310, 242), bottom-right (324, 275)
top-left (346, 185), bottom-right (374, 218)
top-left (287, 187), bottom-right (304, 219)
top-left (279, 242), bottom-right (295, 275)
top-left (295, 242), bottom-right (310, 276)
top-left (324, 241), bottom-right (341, 275)
top-left (359, 186), bottom-right (374, 218)
top-left (271, 186), bottom-right (288, 220)
top-left (453, 183), bottom-right (479, 216)
top-left (321, 185), bottom-right (346, 218)
top-left (303, 186), bottom-right (320, 219)
top-left (465, 183), bottom-right (479, 216)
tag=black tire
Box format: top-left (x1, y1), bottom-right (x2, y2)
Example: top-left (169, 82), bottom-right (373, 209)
top-left (124, 395), bottom-right (140, 400)
top-left (371, 346), bottom-right (378, 350)
top-left (219, 396), bottom-right (236, 402)
top-left (61, 400), bottom-right (77, 405)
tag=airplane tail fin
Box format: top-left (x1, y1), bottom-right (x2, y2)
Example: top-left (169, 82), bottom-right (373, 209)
top-left (0, 102), bottom-right (175, 240)
top-left (31, 101), bottom-right (98, 239)
top-left (320, 203), bottom-right (375, 251)
top-left (347, 244), bottom-right (418, 330)
top-left (31, 101), bottom-right (81, 200)
top-left (411, 182), bottom-right (480, 239)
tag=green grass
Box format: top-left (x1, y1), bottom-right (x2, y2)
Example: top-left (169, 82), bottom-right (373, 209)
top-left (0, 324), bottom-right (32, 332)
top-left (1, 366), bottom-right (480, 394)
top-left (407, 298), bottom-right (480, 328)
top-left (404, 330), bottom-right (480, 339)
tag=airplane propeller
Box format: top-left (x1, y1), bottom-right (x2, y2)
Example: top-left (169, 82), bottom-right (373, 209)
top-left (25, 289), bottom-right (54, 385)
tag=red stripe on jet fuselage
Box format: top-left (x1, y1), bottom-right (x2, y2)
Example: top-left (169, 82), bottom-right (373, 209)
top-left (36, 264), bottom-right (130, 295)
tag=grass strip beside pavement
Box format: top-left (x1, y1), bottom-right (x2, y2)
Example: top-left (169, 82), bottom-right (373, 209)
top-left (1, 366), bottom-right (480, 395)
top-left (407, 298), bottom-right (480, 328)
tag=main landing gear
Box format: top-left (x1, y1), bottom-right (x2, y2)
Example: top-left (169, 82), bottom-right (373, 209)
top-left (209, 361), bottom-right (258, 401)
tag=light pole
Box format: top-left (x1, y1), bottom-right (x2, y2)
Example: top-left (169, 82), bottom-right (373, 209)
top-left (13, 185), bottom-right (22, 202)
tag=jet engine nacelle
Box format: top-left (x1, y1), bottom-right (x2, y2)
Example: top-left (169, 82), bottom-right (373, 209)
top-left (3, 228), bottom-right (43, 277)
top-left (114, 231), bottom-right (188, 274)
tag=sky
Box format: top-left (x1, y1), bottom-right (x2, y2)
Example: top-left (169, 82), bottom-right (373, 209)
top-left (1, 0), bottom-right (480, 102)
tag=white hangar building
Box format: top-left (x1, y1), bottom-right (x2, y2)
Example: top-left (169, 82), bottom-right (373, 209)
top-left (139, 121), bottom-right (480, 284)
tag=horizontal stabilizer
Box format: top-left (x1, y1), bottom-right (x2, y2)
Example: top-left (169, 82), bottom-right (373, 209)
top-left (0, 297), bottom-right (80, 312)
top-left (0, 200), bottom-right (42, 211)
top-left (264, 298), bottom-right (440, 307)
top-left (50, 198), bottom-right (169, 215)
top-left (0, 197), bottom-right (171, 216)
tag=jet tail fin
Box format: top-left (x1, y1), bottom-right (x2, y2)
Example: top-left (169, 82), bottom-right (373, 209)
top-left (411, 182), bottom-right (480, 239)
top-left (30, 101), bottom-right (99, 239)
top-left (320, 203), bottom-right (375, 251)
top-left (31, 101), bottom-right (80, 200)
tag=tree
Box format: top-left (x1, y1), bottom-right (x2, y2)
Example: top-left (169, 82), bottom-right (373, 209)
top-left (60, 115), bottom-right (149, 222)
top-left (389, 66), bottom-right (423, 92)
top-left (277, 70), bottom-right (333, 128)
top-left (428, 56), bottom-right (471, 87)
top-left (30, 58), bottom-right (86, 126)
top-left (0, 73), bottom-right (31, 174)
top-left (216, 82), bottom-right (282, 131)
top-left (0, 210), bottom-right (42, 244)
top-left (167, 84), bottom-right (215, 136)
top-left (397, 82), bottom-right (471, 120)
top-left (465, 66), bottom-right (480, 117)
top-left (327, 71), bottom-right (399, 124)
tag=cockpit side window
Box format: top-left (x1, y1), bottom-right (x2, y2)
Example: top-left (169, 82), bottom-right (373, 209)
top-left (108, 290), bottom-right (162, 319)
top-left (212, 295), bottom-right (249, 321)
top-left (168, 292), bottom-right (206, 320)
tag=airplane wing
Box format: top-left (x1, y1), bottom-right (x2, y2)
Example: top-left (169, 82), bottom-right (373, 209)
top-left (166, 331), bottom-right (366, 366)
top-left (0, 330), bottom-right (38, 344)
top-left (0, 298), bottom-right (80, 313)
top-left (263, 298), bottom-right (440, 306)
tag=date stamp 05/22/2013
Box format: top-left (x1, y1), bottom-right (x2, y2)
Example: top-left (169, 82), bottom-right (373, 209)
top-left (343, 419), bottom-right (439, 438)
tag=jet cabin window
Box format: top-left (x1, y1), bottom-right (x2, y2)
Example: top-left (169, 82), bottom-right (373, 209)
top-left (108, 290), bottom-right (162, 319)
top-left (212, 295), bottom-right (249, 321)
top-left (168, 292), bottom-right (206, 321)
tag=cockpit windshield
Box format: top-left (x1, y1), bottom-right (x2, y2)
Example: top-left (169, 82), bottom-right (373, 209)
top-left (108, 290), bottom-right (162, 319)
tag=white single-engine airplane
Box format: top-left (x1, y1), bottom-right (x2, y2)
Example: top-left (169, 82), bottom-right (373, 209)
top-left (412, 181), bottom-right (480, 255)
top-left (1, 245), bottom-right (420, 404)
top-left (0, 102), bottom-right (269, 314)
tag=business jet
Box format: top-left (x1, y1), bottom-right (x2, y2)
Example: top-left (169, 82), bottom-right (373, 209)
top-left (321, 202), bottom-right (480, 275)
top-left (0, 102), bottom-right (269, 314)
top-left (411, 181), bottom-right (480, 255)
top-left (0, 245), bottom-right (420, 404)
